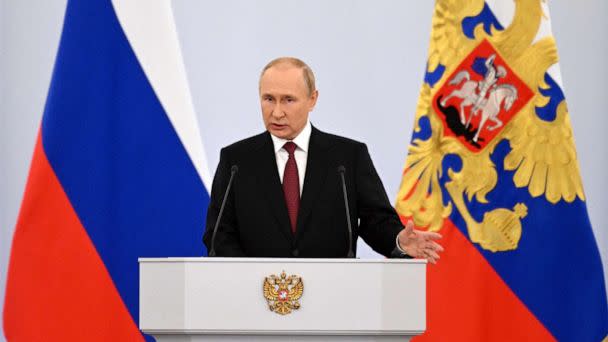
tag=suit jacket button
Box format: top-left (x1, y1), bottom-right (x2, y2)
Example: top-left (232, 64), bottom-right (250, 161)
top-left (292, 249), bottom-right (299, 257)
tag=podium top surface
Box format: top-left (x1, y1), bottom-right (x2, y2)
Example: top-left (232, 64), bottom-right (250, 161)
top-left (138, 257), bottom-right (426, 264)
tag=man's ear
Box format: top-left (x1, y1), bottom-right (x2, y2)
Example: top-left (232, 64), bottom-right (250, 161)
top-left (308, 90), bottom-right (319, 111)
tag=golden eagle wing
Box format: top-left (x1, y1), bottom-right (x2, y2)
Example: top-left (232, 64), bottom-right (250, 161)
top-left (503, 101), bottom-right (584, 203)
top-left (263, 279), bottom-right (279, 301)
top-left (426, 0), bottom-right (486, 78)
top-left (287, 278), bottom-right (304, 301)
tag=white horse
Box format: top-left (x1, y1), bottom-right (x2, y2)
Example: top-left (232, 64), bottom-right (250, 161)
top-left (440, 70), bottom-right (479, 125)
top-left (469, 84), bottom-right (518, 142)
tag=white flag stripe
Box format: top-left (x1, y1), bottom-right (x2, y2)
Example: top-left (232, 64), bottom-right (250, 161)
top-left (111, 0), bottom-right (212, 191)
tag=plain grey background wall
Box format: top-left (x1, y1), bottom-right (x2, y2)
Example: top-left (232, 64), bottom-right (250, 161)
top-left (1, 1), bottom-right (606, 339)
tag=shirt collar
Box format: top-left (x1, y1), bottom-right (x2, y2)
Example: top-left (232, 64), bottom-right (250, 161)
top-left (270, 120), bottom-right (311, 154)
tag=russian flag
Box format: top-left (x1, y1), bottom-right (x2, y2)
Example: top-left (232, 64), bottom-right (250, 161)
top-left (3, 1), bottom-right (211, 340)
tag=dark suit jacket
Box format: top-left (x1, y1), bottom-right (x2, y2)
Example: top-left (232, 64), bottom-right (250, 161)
top-left (203, 126), bottom-right (405, 258)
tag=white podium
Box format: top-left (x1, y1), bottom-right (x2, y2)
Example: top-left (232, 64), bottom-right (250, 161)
top-left (139, 257), bottom-right (426, 341)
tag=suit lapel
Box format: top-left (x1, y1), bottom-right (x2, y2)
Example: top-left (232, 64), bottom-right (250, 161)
top-left (255, 132), bottom-right (294, 243)
top-left (295, 126), bottom-right (331, 241)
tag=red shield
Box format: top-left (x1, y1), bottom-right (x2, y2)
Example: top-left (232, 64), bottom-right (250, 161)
top-left (432, 40), bottom-right (534, 152)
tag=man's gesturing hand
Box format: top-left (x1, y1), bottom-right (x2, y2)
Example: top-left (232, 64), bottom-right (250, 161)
top-left (397, 220), bottom-right (444, 264)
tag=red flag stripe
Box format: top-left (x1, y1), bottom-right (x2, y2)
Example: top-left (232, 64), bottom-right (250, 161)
top-left (402, 217), bottom-right (556, 341)
top-left (3, 133), bottom-right (143, 341)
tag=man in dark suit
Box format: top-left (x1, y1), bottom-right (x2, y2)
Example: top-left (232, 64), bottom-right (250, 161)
top-left (203, 57), bottom-right (443, 261)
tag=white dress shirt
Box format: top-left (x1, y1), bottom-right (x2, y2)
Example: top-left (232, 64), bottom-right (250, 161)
top-left (269, 120), bottom-right (311, 197)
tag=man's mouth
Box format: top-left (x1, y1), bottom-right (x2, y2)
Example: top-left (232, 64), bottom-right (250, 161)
top-left (270, 123), bottom-right (287, 130)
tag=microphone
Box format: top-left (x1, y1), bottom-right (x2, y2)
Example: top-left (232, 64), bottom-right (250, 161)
top-left (337, 166), bottom-right (355, 258)
top-left (208, 165), bottom-right (238, 257)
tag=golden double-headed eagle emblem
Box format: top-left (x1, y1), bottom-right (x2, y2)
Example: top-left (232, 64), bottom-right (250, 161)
top-left (396, 0), bottom-right (585, 252)
top-left (263, 271), bottom-right (303, 315)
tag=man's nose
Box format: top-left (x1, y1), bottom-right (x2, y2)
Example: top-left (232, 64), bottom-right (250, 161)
top-left (271, 104), bottom-right (284, 118)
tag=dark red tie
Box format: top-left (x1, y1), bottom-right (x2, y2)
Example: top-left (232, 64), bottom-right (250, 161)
top-left (282, 142), bottom-right (300, 233)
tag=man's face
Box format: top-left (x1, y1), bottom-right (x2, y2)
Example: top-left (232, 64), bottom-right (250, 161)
top-left (259, 64), bottom-right (318, 140)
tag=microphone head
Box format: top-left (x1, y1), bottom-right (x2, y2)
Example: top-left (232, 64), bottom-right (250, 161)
top-left (231, 165), bottom-right (239, 174)
top-left (337, 165), bottom-right (346, 173)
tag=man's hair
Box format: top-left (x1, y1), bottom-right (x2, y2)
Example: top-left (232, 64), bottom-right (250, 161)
top-left (260, 57), bottom-right (316, 97)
